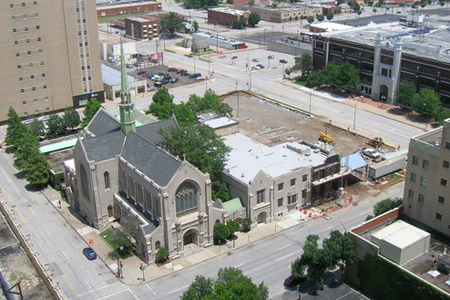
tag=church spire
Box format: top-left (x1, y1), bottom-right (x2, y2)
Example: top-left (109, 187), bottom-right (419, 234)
top-left (119, 38), bottom-right (136, 135)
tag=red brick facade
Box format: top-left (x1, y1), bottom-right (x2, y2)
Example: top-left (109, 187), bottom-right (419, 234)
top-left (97, 2), bottom-right (162, 18)
top-left (125, 18), bottom-right (159, 40)
top-left (208, 10), bottom-right (249, 27)
top-left (351, 207), bottom-right (402, 235)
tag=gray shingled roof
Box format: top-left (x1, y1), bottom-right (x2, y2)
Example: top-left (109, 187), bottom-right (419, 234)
top-left (136, 116), bottom-right (177, 145)
top-left (82, 129), bottom-right (125, 162)
top-left (121, 132), bottom-right (181, 186)
top-left (86, 109), bottom-right (121, 137)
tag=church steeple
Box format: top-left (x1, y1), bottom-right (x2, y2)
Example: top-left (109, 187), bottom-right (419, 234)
top-left (119, 38), bottom-right (135, 135)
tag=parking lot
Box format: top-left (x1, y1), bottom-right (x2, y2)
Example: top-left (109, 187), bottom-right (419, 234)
top-left (129, 65), bottom-right (205, 90)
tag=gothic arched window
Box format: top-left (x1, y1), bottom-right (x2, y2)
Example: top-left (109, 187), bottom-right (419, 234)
top-left (175, 182), bottom-right (198, 216)
top-left (104, 171), bottom-right (110, 189)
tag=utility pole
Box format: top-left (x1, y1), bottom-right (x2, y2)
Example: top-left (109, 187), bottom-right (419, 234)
top-left (309, 88), bottom-right (313, 113)
top-left (193, 56), bottom-right (196, 73)
top-left (236, 81), bottom-right (240, 117)
top-left (353, 103), bottom-right (357, 130)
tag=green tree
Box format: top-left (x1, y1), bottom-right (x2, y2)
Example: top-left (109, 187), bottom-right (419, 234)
top-left (336, 62), bottom-right (360, 92)
top-left (293, 53), bottom-right (313, 79)
top-left (373, 8), bottom-right (377, 13)
top-left (241, 217), bottom-right (252, 232)
top-left (397, 81), bottom-right (416, 108)
top-left (5, 107), bottom-right (22, 146)
top-left (192, 20), bottom-right (199, 33)
top-left (81, 99), bottom-right (101, 128)
top-left (181, 275), bottom-right (214, 300)
top-left (155, 247), bottom-right (168, 263)
top-left (299, 234), bottom-right (330, 291)
top-left (63, 107), bottom-right (80, 131)
top-left (149, 87), bottom-right (175, 119)
top-left (326, 12), bottom-right (334, 20)
top-left (248, 12), bottom-right (261, 27)
top-left (24, 148), bottom-right (50, 187)
top-left (29, 119), bottom-right (45, 138)
top-left (14, 127), bottom-right (39, 170)
top-left (316, 14), bottom-right (325, 21)
top-left (434, 110), bottom-right (450, 125)
top-left (284, 67), bottom-right (293, 79)
top-left (47, 114), bottom-right (65, 137)
top-left (357, 10), bottom-right (363, 15)
top-left (212, 180), bottom-right (230, 201)
top-left (307, 16), bottom-right (315, 24)
top-left (174, 102), bottom-right (197, 125)
top-left (159, 12), bottom-right (185, 38)
top-left (182, 268), bottom-right (268, 300)
top-left (226, 220), bottom-right (240, 237)
top-left (353, 2), bottom-right (361, 11)
top-left (121, 217), bottom-right (140, 241)
top-left (373, 197), bottom-right (402, 216)
top-left (420, 0), bottom-right (426, 7)
top-left (323, 230), bottom-right (355, 267)
top-left (412, 88), bottom-right (441, 119)
top-left (213, 222), bottom-right (230, 244)
top-left (187, 89), bottom-right (232, 118)
top-left (111, 229), bottom-right (132, 256)
top-left (239, 15), bottom-right (247, 28)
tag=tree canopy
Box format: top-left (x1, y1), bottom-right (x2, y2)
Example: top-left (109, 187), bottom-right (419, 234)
top-left (149, 87), bottom-right (175, 120)
top-left (184, 0), bottom-right (218, 9)
top-left (248, 12), bottom-right (261, 27)
top-left (29, 119), bottom-right (45, 138)
top-left (14, 126), bottom-right (39, 171)
top-left (192, 20), bottom-right (199, 33)
top-left (47, 114), bottom-right (65, 137)
top-left (213, 222), bottom-right (230, 244)
top-left (396, 81), bottom-right (416, 108)
top-left (326, 12), bottom-right (334, 20)
top-left (159, 12), bottom-right (185, 38)
top-left (81, 98), bottom-right (101, 128)
top-left (293, 53), bottom-right (313, 79)
top-left (181, 268), bottom-right (269, 300)
top-left (366, 197), bottom-right (402, 220)
top-left (5, 107), bottom-right (22, 146)
top-left (307, 16), bottom-right (315, 24)
top-left (24, 148), bottom-right (50, 187)
top-left (306, 62), bottom-right (359, 93)
top-left (412, 88), bottom-right (441, 119)
top-left (63, 107), bottom-right (80, 130)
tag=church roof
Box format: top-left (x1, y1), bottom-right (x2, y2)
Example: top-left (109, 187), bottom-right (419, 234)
top-left (86, 109), bottom-right (121, 137)
top-left (120, 132), bottom-right (182, 186)
top-left (136, 116), bottom-right (177, 145)
top-left (82, 129), bottom-right (125, 162)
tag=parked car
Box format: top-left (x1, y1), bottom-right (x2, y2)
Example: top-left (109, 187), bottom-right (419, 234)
top-left (257, 64), bottom-right (265, 69)
top-left (181, 72), bottom-right (190, 77)
top-left (126, 63), bottom-right (133, 68)
top-left (107, 56), bottom-right (115, 63)
top-left (147, 73), bottom-right (155, 79)
top-left (177, 69), bottom-right (187, 74)
top-left (268, 55), bottom-right (275, 59)
top-left (171, 77), bottom-right (179, 83)
top-left (361, 147), bottom-right (381, 160)
top-left (167, 66), bottom-right (178, 72)
top-left (158, 72), bottom-right (165, 76)
top-left (154, 82), bottom-right (163, 88)
top-left (137, 70), bottom-right (146, 75)
top-left (232, 55), bottom-right (238, 60)
top-left (189, 73), bottom-right (202, 79)
top-left (252, 58), bottom-right (259, 62)
top-left (147, 85), bottom-right (155, 91)
top-left (279, 59), bottom-right (288, 64)
top-left (284, 275), bottom-right (306, 288)
top-left (163, 74), bottom-right (171, 80)
top-left (251, 65), bottom-right (261, 70)
top-left (151, 75), bottom-right (163, 81)
top-left (83, 247), bottom-right (97, 260)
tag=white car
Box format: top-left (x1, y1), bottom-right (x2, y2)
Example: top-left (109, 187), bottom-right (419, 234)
top-left (151, 75), bottom-right (163, 81)
top-left (251, 65), bottom-right (261, 70)
top-left (361, 147), bottom-right (381, 160)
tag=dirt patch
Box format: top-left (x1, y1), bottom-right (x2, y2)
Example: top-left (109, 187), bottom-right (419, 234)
top-left (0, 216), bottom-right (51, 299)
top-left (222, 92), bottom-right (392, 156)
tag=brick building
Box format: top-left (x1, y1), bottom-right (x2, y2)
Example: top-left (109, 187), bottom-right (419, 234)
top-left (125, 17), bottom-right (159, 40)
top-left (208, 8), bottom-right (249, 27)
top-left (250, 3), bottom-right (322, 23)
top-left (97, 1), bottom-right (161, 17)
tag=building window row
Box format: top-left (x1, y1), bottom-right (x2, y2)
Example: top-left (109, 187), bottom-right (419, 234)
top-left (14, 36), bottom-right (42, 46)
top-left (79, 42), bottom-right (88, 47)
top-left (10, 1), bottom-right (38, 9)
top-left (23, 107), bottom-right (51, 116)
top-left (21, 96), bottom-right (49, 106)
top-left (19, 73), bottom-right (45, 81)
top-left (12, 25), bottom-right (40, 33)
top-left (17, 60), bottom-right (45, 69)
top-left (20, 84), bottom-right (47, 94)
top-left (11, 13), bottom-right (39, 22)
top-left (256, 189), bottom-right (265, 204)
top-left (287, 194), bottom-right (297, 205)
top-left (15, 48), bottom-right (43, 57)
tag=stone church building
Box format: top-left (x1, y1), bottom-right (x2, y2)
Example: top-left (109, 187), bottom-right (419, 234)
top-left (64, 43), bottom-right (222, 262)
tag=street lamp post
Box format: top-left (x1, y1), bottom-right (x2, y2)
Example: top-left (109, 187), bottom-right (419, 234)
top-left (236, 81), bottom-right (240, 117)
top-left (353, 103), bottom-right (357, 130)
top-left (140, 263), bottom-right (146, 281)
top-left (309, 88), bottom-right (313, 113)
top-left (193, 56), bottom-right (196, 73)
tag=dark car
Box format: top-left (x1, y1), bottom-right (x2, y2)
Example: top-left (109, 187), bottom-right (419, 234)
top-left (181, 72), bottom-right (191, 77)
top-left (137, 70), bottom-right (146, 75)
top-left (177, 69), bottom-right (187, 74)
top-left (284, 275), bottom-right (306, 288)
top-left (257, 64), bottom-right (265, 69)
top-left (171, 77), bottom-right (179, 83)
top-left (163, 74), bottom-right (172, 80)
top-left (147, 73), bottom-right (155, 79)
top-left (158, 72), bottom-right (165, 76)
top-left (154, 82), bottom-right (163, 88)
top-left (279, 59), bottom-right (288, 64)
top-left (83, 247), bottom-right (97, 260)
top-left (252, 58), bottom-right (259, 62)
top-left (160, 78), bottom-right (170, 85)
top-left (189, 73), bottom-right (201, 79)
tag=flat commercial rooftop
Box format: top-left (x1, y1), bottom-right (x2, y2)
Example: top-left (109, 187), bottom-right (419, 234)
top-left (414, 127), bottom-right (443, 148)
top-left (223, 133), bottom-right (327, 184)
top-left (371, 220), bottom-right (430, 250)
top-left (102, 64), bottom-right (138, 87)
top-left (310, 22), bottom-right (353, 32)
top-left (204, 117), bottom-right (238, 129)
top-left (40, 138), bottom-right (78, 154)
top-left (320, 22), bottom-right (450, 64)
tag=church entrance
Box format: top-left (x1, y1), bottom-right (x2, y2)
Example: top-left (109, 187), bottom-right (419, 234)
top-left (257, 211), bottom-right (267, 224)
top-left (183, 229), bottom-right (198, 245)
top-left (107, 205), bottom-right (113, 218)
top-left (379, 85), bottom-right (389, 101)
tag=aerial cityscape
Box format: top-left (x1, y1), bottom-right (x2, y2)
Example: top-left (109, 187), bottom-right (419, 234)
top-left (1, 0), bottom-right (450, 299)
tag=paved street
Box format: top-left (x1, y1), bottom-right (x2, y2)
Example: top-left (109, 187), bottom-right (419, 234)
top-left (0, 140), bottom-right (404, 299)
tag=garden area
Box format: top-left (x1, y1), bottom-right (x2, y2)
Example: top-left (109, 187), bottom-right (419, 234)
top-left (101, 227), bottom-right (134, 259)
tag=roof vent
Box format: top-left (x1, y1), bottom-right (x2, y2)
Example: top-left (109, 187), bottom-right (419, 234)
top-left (241, 173), bottom-right (245, 178)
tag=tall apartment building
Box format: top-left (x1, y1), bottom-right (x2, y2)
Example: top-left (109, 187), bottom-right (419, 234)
top-left (403, 119), bottom-right (450, 237)
top-left (0, 0), bottom-right (104, 122)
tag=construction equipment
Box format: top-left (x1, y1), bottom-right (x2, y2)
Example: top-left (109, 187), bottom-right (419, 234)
top-left (319, 132), bottom-right (333, 144)
top-left (367, 137), bottom-right (384, 149)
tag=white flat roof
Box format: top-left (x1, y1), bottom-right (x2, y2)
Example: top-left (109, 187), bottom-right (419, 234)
top-left (371, 220), bottom-right (430, 250)
top-left (204, 117), bottom-right (238, 129)
top-left (209, 7), bottom-right (247, 16)
top-left (101, 64), bottom-right (138, 87)
top-left (311, 22), bottom-right (353, 31)
top-left (64, 158), bottom-right (75, 172)
top-left (223, 133), bottom-right (327, 184)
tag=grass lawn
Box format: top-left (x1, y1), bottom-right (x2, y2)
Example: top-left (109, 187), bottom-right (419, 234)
top-left (98, 12), bottom-right (148, 24)
top-left (294, 80), bottom-right (308, 86)
top-left (101, 229), bottom-right (132, 259)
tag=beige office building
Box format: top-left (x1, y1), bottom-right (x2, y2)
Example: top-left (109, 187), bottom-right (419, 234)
top-left (403, 119), bottom-right (450, 236)
top-left (250, 4), bottom-right (322, 23)
top-left (0, 0), bottom-right (104, 122)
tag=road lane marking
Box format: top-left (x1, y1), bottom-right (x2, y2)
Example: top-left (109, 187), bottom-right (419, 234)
top-left (276, 244), bottom-right (292, 251)
top-left (276, 252), bottom-right (297, 262)
top-left (168, 285), bottom-right (189, 295)
top-left (44, 228), bottom-right (51, 235)
top-left (234, 263), bottom-right (245, 268)
top-left (98, 289), bottom-right (129, 300)
top-left (146, 284), bottom-right (157, 296)
top-left (128, 288), bottom-right (139, 300)
top-left (29, 208), bottom-right (35, 216)
top-left (75, 282), bottom-right (120, 298)
top-left (360, 210), bottom-right (372, 216)
top-left (62, 251), bottom-right (69, 260)
top-left (84, 278), bottom-right (92, 289)
top-left (321, 225), bottom-right (336, 232)
top-left (336, 291), bottom-right (353, 300)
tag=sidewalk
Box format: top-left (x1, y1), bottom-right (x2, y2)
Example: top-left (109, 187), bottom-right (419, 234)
top-left (282, 81), bottom-right (430, 131)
